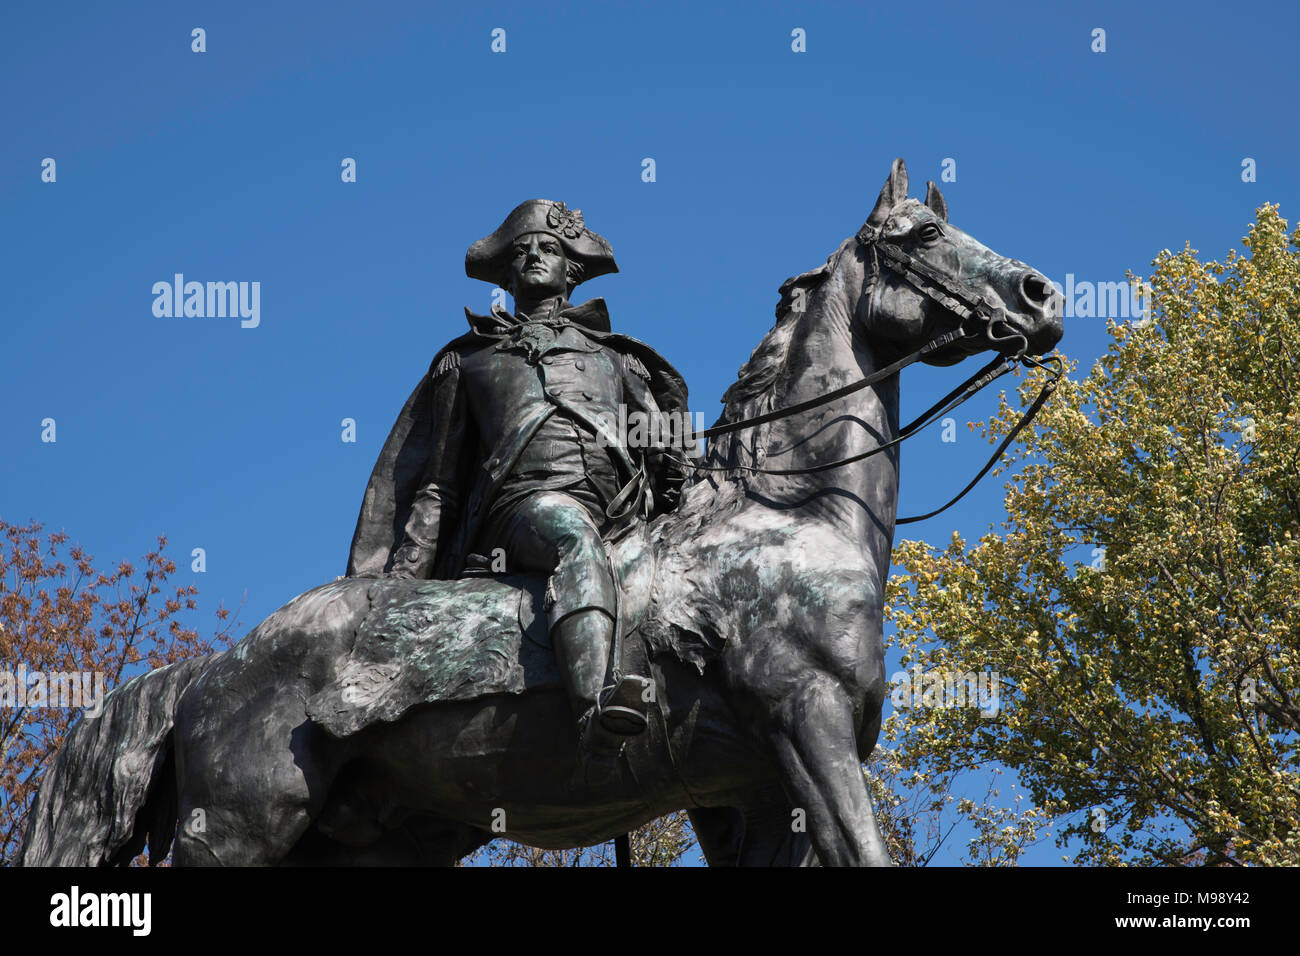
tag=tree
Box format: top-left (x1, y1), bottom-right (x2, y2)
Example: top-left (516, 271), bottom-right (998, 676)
top-left (0, 520), bottom-right (236, 865)
top-left (883, 205), bottom-right (1300, 865)
top-left (865, 745), bottom-right (1040, 866)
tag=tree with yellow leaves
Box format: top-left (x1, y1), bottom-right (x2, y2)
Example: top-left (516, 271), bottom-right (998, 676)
top-left (882, 205), bottom-right (1300, 865)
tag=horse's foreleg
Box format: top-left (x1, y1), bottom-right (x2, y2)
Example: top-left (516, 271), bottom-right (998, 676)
top-left (766, 673), bottom-right (891, 866)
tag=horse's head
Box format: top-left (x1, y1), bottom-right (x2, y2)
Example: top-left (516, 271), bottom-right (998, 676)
top-left (712, 161), bottom-right (1065, 490)
top-left (842, 158), bottom-right (1063, 366)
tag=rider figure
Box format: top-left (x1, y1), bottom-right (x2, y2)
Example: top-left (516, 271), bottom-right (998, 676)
top-left (347, 200), bottom-right (692, 772)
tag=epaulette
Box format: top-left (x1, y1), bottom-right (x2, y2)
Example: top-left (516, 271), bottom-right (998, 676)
top-left (432, 351), bottom-right (460, 379)
top-left (623, 353), bottom-right (651, 382)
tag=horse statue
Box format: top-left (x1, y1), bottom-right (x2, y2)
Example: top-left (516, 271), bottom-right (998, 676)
top-left (21, 159), bottom-right (1063, 867)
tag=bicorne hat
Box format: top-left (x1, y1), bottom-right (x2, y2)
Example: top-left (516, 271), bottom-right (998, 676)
top-left (465, 199), bottom-right (618, 289)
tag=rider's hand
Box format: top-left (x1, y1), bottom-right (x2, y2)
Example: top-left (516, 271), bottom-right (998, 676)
top-left (388, 542), bottom-right (432, 579)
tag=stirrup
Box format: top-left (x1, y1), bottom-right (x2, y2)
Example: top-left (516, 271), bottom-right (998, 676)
top-left (578, 706), bottom-right (624, 756)
top-left (597, 675), bottom-right (652, 737)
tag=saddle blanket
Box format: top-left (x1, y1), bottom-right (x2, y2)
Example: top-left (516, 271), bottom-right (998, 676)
top-left (304, 575), bottom-right (561, 738)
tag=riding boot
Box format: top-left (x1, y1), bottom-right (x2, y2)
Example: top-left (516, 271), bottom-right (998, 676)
top-left (551, 608), bottom-right (650, 780)
top-left (551, 608), bottom-right (619, 779)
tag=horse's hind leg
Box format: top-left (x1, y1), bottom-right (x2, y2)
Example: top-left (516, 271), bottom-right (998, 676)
top-left (168, 583), bottom-right (370, 865)
top-left (172, 708), bottom-right (342, 866)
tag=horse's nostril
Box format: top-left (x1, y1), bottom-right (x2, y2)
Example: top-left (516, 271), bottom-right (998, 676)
top-left (1020, 272), bottom-right (1054, 307)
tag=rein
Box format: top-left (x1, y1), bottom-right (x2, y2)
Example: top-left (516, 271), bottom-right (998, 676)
top-left (669, 224), bottom-right (1064, 525)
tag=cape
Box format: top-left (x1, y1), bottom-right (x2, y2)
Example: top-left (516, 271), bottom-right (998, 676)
top-left (346, 297), bottom-right (691, 579)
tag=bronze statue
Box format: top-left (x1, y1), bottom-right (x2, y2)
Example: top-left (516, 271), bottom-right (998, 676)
top-left (347, 199), bottom-right (692, 773)
top-left (23, 161), bottom-right (1063, 866)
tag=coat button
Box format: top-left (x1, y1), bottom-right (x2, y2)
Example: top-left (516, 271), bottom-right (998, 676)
top-left (582, 390), bottom-right (593, 400)
top-left (575, 358), bottom-right (586, 371)
top-left (542, 355), bottom-right (553, 365)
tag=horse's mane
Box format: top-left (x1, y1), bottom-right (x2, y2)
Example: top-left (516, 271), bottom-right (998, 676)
top-left (648, 238), bottom-right (855, 668)
top-left (708, 239), bottom-right (852, 468)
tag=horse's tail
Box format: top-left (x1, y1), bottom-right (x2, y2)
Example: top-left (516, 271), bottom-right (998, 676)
top-left (19, 655), bottom-right (214, 867)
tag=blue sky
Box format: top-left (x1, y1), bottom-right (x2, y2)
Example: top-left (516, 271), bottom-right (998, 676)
top-left (3, 0), bottom-right (1296, 865)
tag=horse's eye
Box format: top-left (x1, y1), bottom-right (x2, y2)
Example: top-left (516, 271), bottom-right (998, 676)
top-left (918, 223), bottom-right (943, 243)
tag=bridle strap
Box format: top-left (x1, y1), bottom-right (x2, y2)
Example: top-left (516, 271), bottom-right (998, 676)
top-left (873, 237), bottom-right (995, 324)
top-left (669, 354), bottom-right (1062, 525)
top-left (896, 354), bottom-right (1062, 524)
top-left (677, 353), bottom-right (1013, 476)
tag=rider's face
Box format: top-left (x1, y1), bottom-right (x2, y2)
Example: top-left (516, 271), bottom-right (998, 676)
top-left (508, 232), bottom-right (569, 298)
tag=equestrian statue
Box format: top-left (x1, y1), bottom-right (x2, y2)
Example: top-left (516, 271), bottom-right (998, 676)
top-left (22, 159), bottom-right (1063, 866)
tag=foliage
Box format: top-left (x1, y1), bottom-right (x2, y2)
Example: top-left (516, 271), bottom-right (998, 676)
top-left (867, 748), bottom-right (1042, 866)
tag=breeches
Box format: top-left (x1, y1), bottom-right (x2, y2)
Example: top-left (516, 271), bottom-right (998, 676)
top-left (476, 481), bottom-right (617, 623)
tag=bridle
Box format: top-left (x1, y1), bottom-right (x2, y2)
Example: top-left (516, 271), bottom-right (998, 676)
top-left (666, 220), bottom-right (1063, 525)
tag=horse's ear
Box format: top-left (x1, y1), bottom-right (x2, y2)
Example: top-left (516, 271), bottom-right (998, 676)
top-left (866, 158), bottom-right (909, 228)
top-left (924, 181), bottom-right (949, 222)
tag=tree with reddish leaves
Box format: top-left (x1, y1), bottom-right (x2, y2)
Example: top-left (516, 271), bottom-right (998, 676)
top-left (0, 519), bottom-right (236, 866)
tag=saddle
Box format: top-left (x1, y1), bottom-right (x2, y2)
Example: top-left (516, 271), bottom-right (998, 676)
top-left (305, 521), bottom-right (657, 739)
